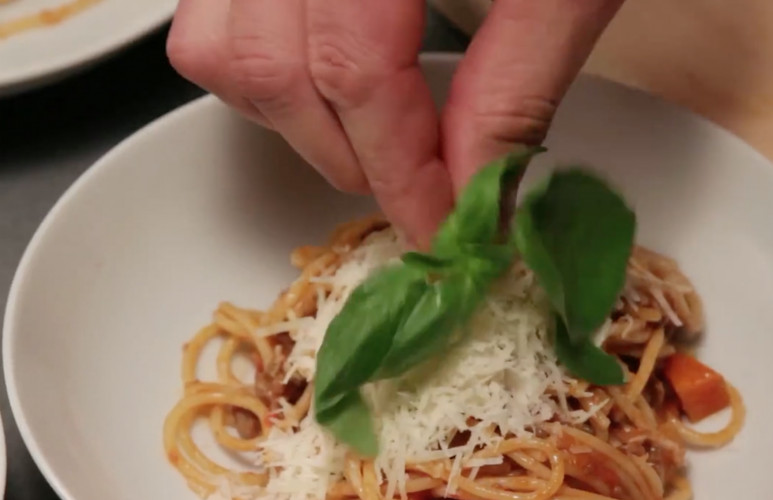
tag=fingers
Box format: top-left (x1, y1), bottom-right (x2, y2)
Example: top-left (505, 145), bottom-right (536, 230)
top-left (168, 0), bottom-right (367, 192)
top-left (169, 0), bottom-right (454, 246)
top-left (227, 0), bottom-right (368, 193)
top-left (442, 0), bottom-right (624, 191)
top-left (306, 0), bottom-right (453, 248)
top-left (167, 0), bottom-right (268, 126)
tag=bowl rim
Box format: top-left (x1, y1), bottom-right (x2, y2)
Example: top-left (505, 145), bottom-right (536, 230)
top-left (5, 51), bottom-right (773, 500)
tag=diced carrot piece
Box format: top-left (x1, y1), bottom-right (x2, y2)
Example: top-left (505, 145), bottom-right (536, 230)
top-left (569, 452), bottom-right (621, 491)
top-left (663, 353), bottom-right (730, 422)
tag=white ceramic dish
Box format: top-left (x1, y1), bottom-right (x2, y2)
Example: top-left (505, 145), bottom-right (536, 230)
top-left (0, 0), bottom-right (176, 96)
top-left (4, 53), bottom-right (773, 499)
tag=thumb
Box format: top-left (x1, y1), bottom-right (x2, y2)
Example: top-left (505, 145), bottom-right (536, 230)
top-left (441, 0), bottom-right (623, 192)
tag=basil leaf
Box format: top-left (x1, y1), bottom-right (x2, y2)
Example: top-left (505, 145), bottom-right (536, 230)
top-left (432, 146), bottom-right (545, 258)
top-left (315, 391), bottom-right (378, 457)
top-left (514, 170), bottom-right (635, 343)
top-left (553, 315), bottom-right (624, 385)
top-left (314, 265), bottom-right (426, 407)
top-left (375, 271), bottom-right (483, 379)
top-left (313, 151), bottom-right (639, 454)
top-left (458, 243), bottom-right (515, 272)
top-left (401, 252), bottom-right (450, 271)
top-left (513, 203), bottom-right (565, 321)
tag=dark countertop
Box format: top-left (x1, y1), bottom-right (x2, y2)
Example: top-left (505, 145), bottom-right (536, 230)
top-left (0, 8), bottom-right (467, 500)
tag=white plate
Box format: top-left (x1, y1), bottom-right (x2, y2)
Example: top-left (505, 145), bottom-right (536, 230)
top-left (4, 53), bottom-right (773, 499)
top-left (0, 0), bottom-right (176, 95)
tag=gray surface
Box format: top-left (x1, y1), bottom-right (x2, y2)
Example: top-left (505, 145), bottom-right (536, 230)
top-left (0, 9), bottom-right (467, 500)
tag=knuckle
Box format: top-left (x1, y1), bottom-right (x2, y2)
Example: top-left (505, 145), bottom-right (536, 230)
top-left (228, 35), bottom-right (301, 104)
top-left (308, 38), bottom-right (379, 108)
top-left (470, 95), bottom-right (557, 145)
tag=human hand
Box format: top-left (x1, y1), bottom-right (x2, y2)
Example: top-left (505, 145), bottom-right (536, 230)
top-left (167, 0), bottom-right (623, 248)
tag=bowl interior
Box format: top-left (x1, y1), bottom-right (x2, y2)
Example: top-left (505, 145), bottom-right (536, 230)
top-left (5, 55), bottom-right (773, 499)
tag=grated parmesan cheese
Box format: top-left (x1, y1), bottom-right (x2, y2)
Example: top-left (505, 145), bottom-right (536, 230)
top-left (252, 229), bottom-right (589, 499)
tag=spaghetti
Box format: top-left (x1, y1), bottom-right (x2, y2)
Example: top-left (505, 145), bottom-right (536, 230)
top-left (164, 216), bottom-right (744, 500)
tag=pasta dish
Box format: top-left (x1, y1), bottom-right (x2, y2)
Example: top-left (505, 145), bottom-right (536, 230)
top-left (164, 216), bottom-right (744, 500)
top-left (0, 0), bottom-right (102, 40)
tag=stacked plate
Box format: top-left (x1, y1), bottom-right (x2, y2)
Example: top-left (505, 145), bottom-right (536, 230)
top-left (0, 0), bottom-right (176, 95)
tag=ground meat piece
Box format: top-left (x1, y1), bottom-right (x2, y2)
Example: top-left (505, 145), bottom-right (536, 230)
top-left (282, 375), bottom-right (308, 405)
top-left (233, 407), bottom-right (261, 439)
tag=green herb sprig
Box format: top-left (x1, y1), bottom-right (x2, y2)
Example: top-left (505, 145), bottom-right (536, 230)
top-left (514, 170), bottom-right (634, 385)
top-left (313, 146), bottom-right (635, 456)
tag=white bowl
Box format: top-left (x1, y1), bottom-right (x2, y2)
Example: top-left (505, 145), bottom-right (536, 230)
top-left (4, 53), bottom-right (773, 499)
top-left (0, 0), bottom-right (176, 95)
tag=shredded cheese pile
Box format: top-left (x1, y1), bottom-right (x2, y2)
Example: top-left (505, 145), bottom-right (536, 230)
top-left (253, 229), bottom-right (593, 499)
